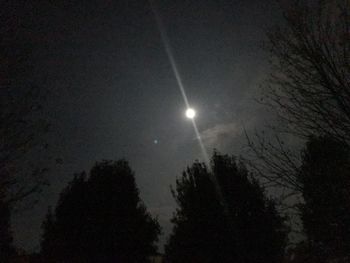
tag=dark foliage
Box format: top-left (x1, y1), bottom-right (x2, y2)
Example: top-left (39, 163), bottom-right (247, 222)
top-left (40, 160), bottom-right (161, 263)
top-left (0, 195), bottom-right (16, 262)
top-left (165, 152), bottom-right (287, 263)
top-left (298, 136), bottom-right (350, 262)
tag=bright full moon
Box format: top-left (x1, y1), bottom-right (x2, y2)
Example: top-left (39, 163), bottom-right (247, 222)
top-left (185, 108), bottom-right (196, 119)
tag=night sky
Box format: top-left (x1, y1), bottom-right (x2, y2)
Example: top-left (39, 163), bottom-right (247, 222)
top-left (9, 0), bottom-right (280, 251)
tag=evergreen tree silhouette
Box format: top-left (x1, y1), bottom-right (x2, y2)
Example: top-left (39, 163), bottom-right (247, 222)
top-left (298, 136), bottom-right (350, 262)
top-left (165, 152), bottom-right (287, 263)
top-left (41, 160), bottom-right (161, 263)
top-left (0, 196), bottom-right (16, 262)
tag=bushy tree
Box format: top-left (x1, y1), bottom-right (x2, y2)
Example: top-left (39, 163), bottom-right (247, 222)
top-left (298, 136), bottom-right (350, 262)
top-left (41, 160), bottom-right (161, 263)
top-left (165, 161), bottom-right (228, 263)
top-left (0, 195), bottom-right (16, 262)
top-left (165, 152), bottom-right (287, 263)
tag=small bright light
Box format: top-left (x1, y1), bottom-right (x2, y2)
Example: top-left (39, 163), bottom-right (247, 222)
top-left (185, 108), bottom-right (196, 119)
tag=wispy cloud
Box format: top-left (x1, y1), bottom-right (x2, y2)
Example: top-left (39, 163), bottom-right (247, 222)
top-left (200, 122), bottom-right (242, 149)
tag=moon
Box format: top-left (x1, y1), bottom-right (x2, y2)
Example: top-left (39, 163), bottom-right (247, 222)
top-left (185, 108), bottom-right (196, 119)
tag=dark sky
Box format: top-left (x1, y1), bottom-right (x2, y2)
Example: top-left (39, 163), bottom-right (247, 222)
top-left (9, 0), bottom-right (280, 252)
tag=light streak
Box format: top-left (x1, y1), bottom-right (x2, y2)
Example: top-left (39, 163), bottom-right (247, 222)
top-left (149, 0), bottom-right (190, 109)
top-left (149, 0), bottom-right (210, 166)
top-left (149, 0), bottom-right (229, 214)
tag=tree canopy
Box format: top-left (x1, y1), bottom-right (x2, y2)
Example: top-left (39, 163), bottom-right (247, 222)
top-left (0, 196), bottom-right (16, 262)
top-left (41, 160), bottom-right (161, 263)
top-left (165, 152), bottom-right (287, 263)
top-left (298, 136), bottom-right (350, 261)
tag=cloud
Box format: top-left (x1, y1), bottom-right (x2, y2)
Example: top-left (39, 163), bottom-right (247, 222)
top-left (200, 122), bottom-right (243, 149)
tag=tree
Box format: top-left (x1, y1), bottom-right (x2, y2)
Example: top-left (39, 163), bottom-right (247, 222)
top-left (1, 3), bottom-right (51, 260)
top-left (0, 73), bottom-right (49, 263)
top-left (0, 194), bottom-right (16, 262)
top-left (263, 0), bottom-right (350, 142)
top-left (165, 152), bottom-right (287, 263)
top-left (247, 0), bottom-right (350, 198)
top-left (40, 160), bottom-right (161, 263)
top-left (165, 161), bottom-right (228, 263)
top-left (1, 86), bottom-right (49, 203)
top-left (298, 136), bottom-right (350, 262)
top-left (1, 0), bottom-right (49, 206)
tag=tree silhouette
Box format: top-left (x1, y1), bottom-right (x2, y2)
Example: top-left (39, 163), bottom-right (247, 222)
top-left (1, 8), bottom-right (50, 258)
top-left (0, 194), bottom-right (16, 262)
top-left (40, 160), bottom-right (161, 263)
top-left (165, 152), bottom-right (287, 263)
top-left (263, 0), bottom-right (350, 142)
top-left (1, 5), bottom-right (50, 259)
top-left (298, 136), bottom-right (350, 262)
top-left (165, 161), bottom-right (228, 263)
top-left (1, 0), bottom-right (49, 204)
top-left (247, 0), bottom-right (350, 196)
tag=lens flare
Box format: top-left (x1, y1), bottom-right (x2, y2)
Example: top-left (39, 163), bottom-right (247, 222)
top-left (149, 0), bottom-right (208, 165)
top-left (149, 0), bottom-right (229, 216)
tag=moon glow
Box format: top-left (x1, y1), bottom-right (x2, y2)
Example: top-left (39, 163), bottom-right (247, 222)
top-left (185, 108), bottom-right (196, 119)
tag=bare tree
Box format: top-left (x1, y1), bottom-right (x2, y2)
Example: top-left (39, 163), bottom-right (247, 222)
top-left (263, 0), bottom-right (350, 142)
top-left (0, 3), bottom-right (50, 258)
top-left (246, 0), bottom-right (350, 194)
top-left (0, 1), bottom-right (49, 205)
top-left (245, 131), bottom-right (302, 193)
top-left (0, 86), bottom-right (49, 204)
